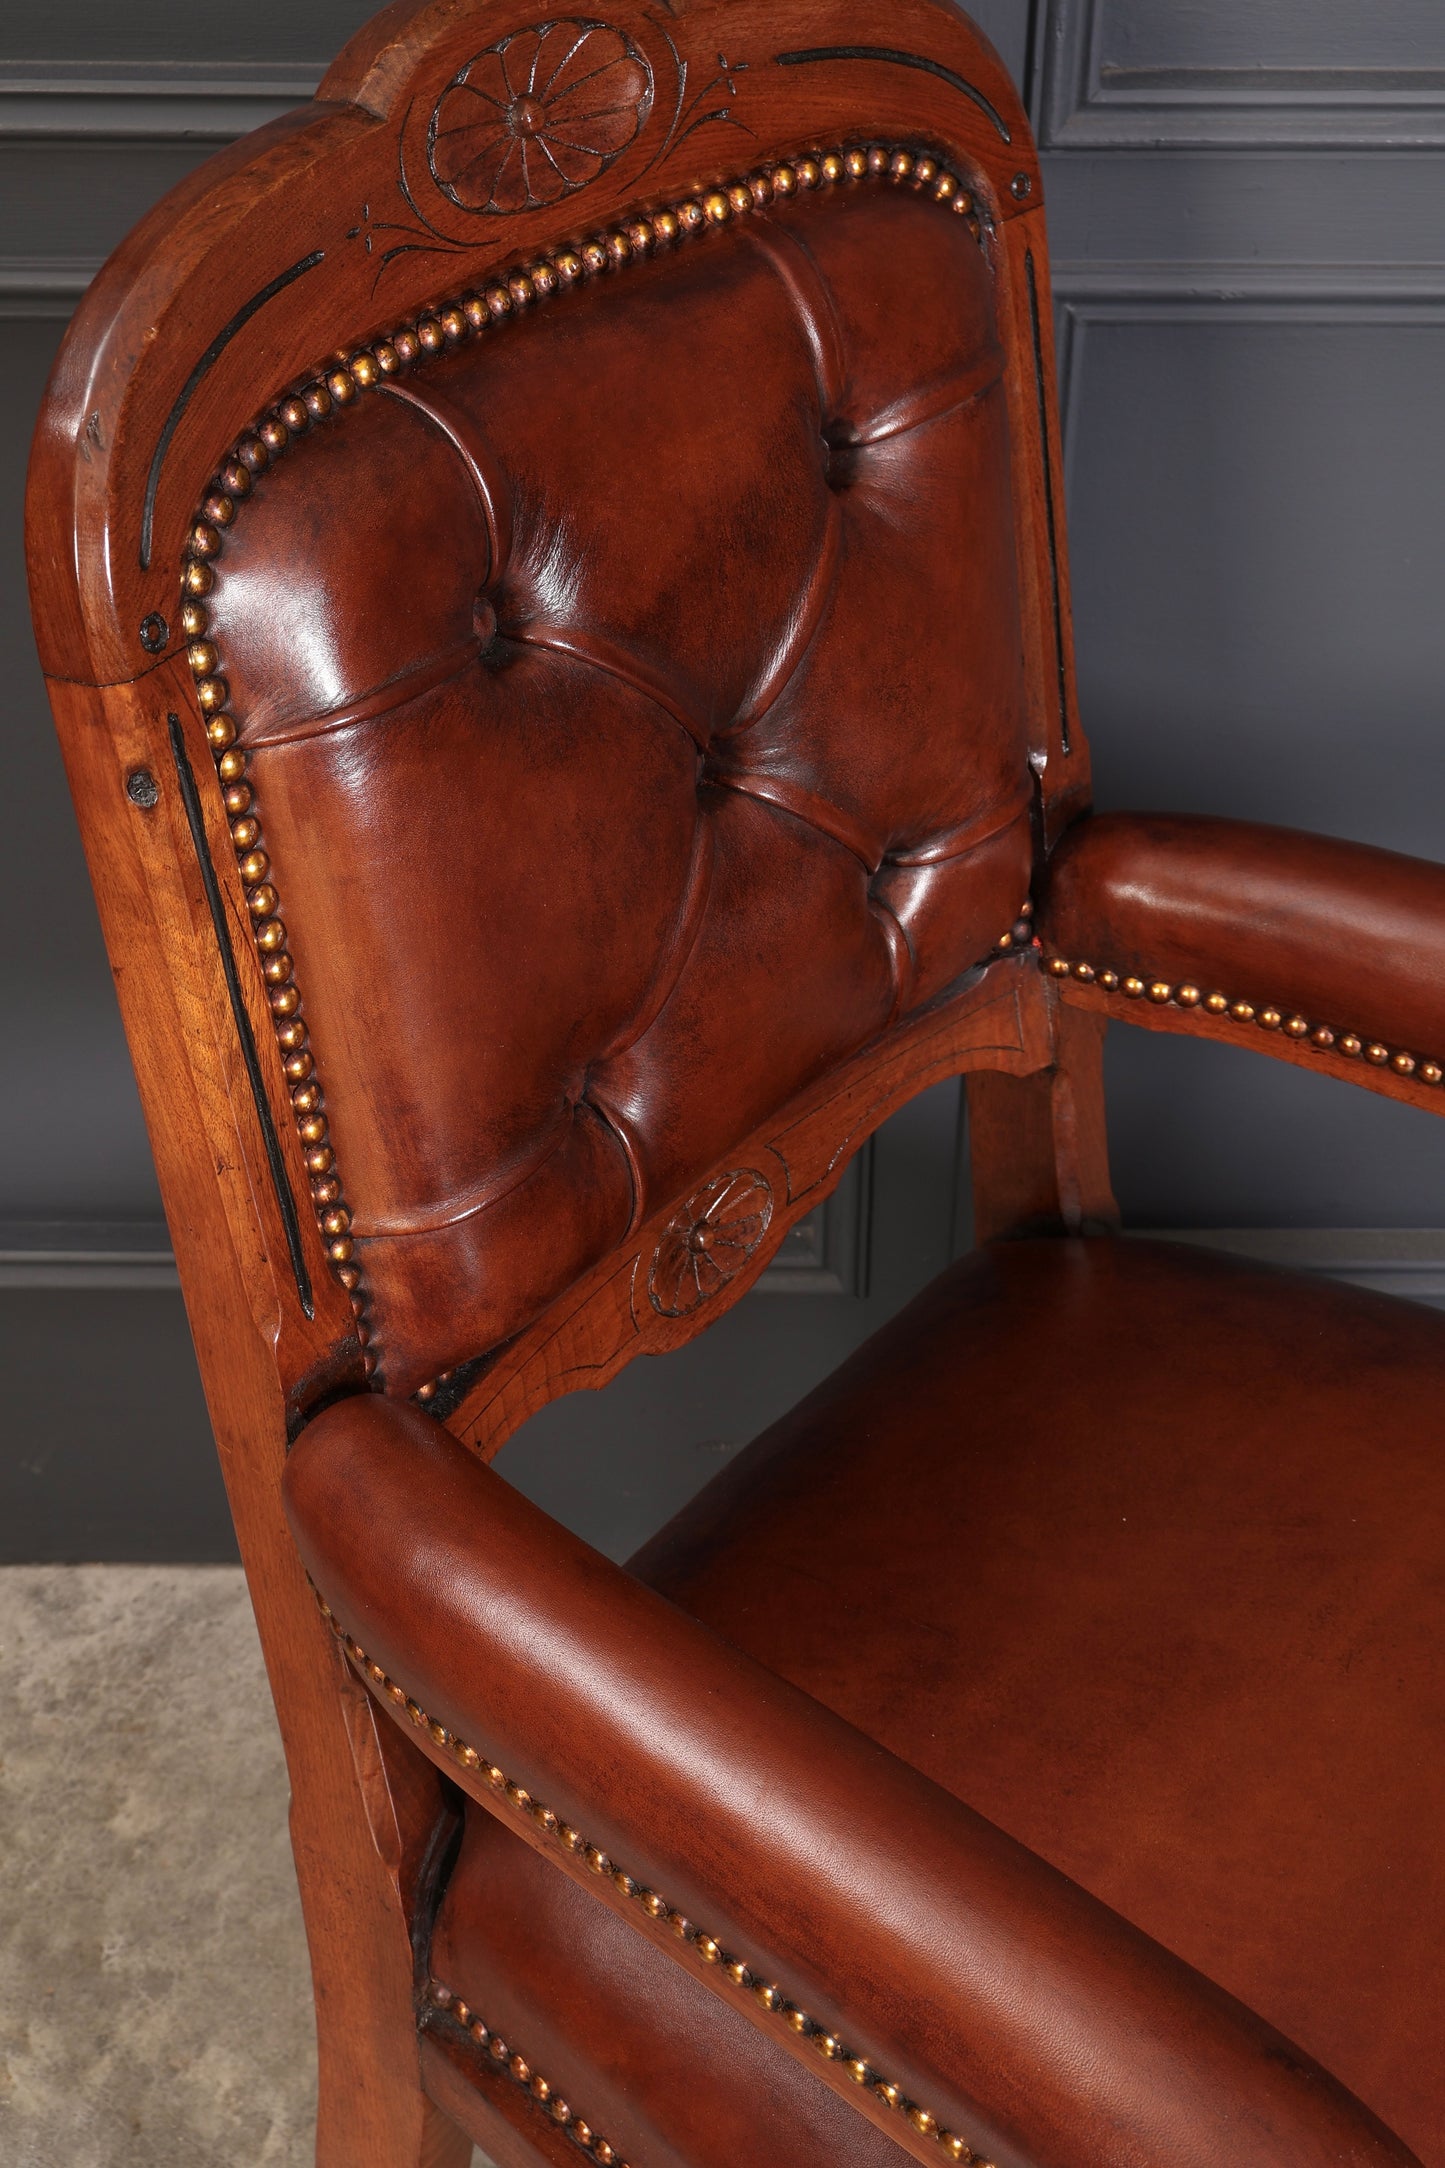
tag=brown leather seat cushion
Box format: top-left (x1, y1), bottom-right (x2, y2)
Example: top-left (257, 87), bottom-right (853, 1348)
top-left (431, 1236), bottom-right (1445, 2166)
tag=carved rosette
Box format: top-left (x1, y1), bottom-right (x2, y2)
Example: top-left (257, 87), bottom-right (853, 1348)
top-left (428, 18), bottom-right (653, 213)
top-left (648, 1169), bottom-right (774, 1317)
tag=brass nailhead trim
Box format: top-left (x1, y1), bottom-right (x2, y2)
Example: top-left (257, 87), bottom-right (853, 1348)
top-left (1046, 953), bottom-right (1444, 1087)
top-left (316, 1591), bottom-right (992, 2167)
top-left (181, 142), bottom-right (986, 1385)
top-left (425, 1977), bottom-right (632, 2166)
top-left (992, 896), bottom-right (1035, 956)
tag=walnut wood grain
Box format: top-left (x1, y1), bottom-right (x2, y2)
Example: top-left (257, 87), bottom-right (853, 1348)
top-left (966, 990), bottom-right (1117, 1243)
top-left (41, 664), bottom-right (459, 2168)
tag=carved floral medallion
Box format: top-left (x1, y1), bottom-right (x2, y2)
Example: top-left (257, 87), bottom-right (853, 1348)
top-left (647, 1169), bottom-right (774, 1317)
top-left (428, 18), bottom-right (653, 214)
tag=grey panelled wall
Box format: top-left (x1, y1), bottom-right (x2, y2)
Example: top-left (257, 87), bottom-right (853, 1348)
top-left (1036, 0), bottom-right (1445, 1228)
top-left (4, 1), bottom-right (1443, 1559)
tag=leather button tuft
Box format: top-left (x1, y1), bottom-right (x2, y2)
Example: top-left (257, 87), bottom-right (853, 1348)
top-left (473, 592), bottom-right (498, 644)
top-left (819, 424), bottom-right (856, 491)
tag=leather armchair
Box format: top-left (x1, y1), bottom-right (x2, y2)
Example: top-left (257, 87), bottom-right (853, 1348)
top-left (26, 2), bottom-right (1444, 2165)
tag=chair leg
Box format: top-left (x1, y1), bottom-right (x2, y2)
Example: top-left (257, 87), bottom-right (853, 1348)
top-left (965, 996), bottom-right (1118, 1242)
top-left (418, 2108), bottom-right (477, 2168)
top-left (244, 1537), bottom-right (470, 2168)
top-left (316, 2059), bottom-right (471, 2168)
top-left (301, 1682), bottom-right (474, 2168)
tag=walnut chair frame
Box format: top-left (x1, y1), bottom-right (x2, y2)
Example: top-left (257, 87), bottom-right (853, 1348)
top-left (25, 4), bottom-right (1445, 2167)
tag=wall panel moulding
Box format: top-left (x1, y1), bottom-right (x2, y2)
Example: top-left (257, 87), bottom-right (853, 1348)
top-left (1035, 0), bottom-right (1445, 150)
top-left (0, 61), bottom-right (324, 142)
top-left (0, 1175), bottom-right (871, 1298)
top-left (1047, 260), bottom-right (1445, 449)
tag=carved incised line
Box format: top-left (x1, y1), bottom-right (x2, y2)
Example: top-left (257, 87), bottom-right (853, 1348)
top-left (375, 115), bottom-right (466, 286)
top-left (140, 249), bottom-right (325, 572)
top-left (1024, 249), bottom-right (1070, 757)
top-left (774, 46), bottom-right (1012, 146)
top-left (641, 26), bottom-right (752, 180)
top-left (316, 1590), bottom-right (995, 2168)
top-left (428, 19), bottom-right (654, 213)
top-left (179, 392), bottom-right (378, 1371)
top-left (176, 145), bottom-right (992, 1391)
top-left (166, 715), bottom-right (314, 1318)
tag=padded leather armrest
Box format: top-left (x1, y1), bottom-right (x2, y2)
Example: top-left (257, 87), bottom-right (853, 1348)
top-left (284, 1394), bottom-right (1416, 2168)
top-left (1039, 812), bottom-right (1445, 1066)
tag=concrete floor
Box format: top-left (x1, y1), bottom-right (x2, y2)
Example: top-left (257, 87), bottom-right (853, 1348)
top-left (0, 1567), bottom-right (489, 2168)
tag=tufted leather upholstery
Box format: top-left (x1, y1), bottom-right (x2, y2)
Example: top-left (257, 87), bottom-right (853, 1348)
top-left (206, 180), bottom-right (1034, 1391)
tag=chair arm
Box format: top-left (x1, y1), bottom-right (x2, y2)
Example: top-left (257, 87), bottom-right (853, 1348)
top-left (1038, 812), bottom-right (1445, 1085)
top-left (283, 1393), bottom-right (1417, 2168)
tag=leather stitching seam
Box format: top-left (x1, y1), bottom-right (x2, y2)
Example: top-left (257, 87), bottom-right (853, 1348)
top-left (510, 619), bottom-right (706, 749)
top-left (238, 639), bottom-right (479, 752)
top-left (379, 376), bottom-right (514, 582)
top-left (724, 494), bottom-right (844, 740)
top-left (882, 795), bottom-right (1033, 870)
top-left (741, 216), bottom-right (850, 419)
top-left (351, 1110), bottom-right (574, 1241)
top-left (849, 345), bottom-right (1005, 447)
top-left (707, 762), bottom-right (882, 873)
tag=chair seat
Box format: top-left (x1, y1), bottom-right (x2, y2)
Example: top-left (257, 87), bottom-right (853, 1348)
top-left (431, 1236), bottom-right (1445, 2167)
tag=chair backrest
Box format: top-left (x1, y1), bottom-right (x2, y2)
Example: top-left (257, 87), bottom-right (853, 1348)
top-left (28, 0), bottom-right (1089, 1448)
